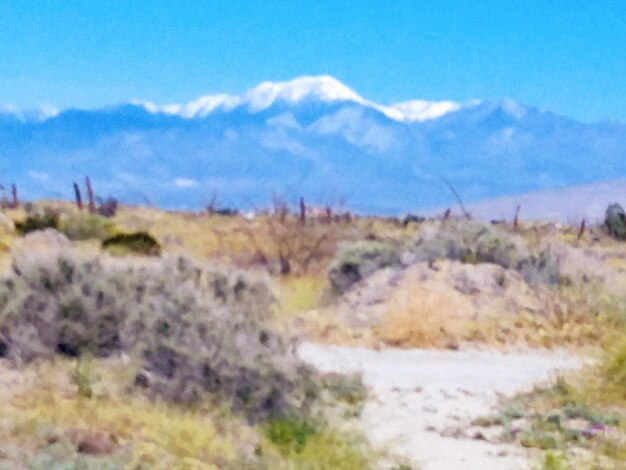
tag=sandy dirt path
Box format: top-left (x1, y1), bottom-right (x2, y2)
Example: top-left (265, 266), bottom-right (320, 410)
top-left (299, 343), bottom-right (584, 470)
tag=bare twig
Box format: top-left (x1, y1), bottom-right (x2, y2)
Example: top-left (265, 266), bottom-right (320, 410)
top-left (439, 176), bottom-right (471, 220)
top-left (299, 197), bottom-right (306, 225)
top-left (73, 182), bottom-right (83, 210)
top-left (9, 184), bottom-right (18, 208)
top-left (85, 176), bottom-right (96, 213)
top-left (513, 204), bottom-right (521, 230)
top-left (577, 219), bottom-right (586, 240)
top-left (207, 190), bottom-right (218, 214)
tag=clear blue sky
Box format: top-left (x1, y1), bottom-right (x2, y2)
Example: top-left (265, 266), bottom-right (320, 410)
top-left (1, 0), bottom-right (625, 122)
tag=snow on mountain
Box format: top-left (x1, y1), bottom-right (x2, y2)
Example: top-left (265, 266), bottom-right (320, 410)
top-left (135, 75), bottom-right (464, 122)
top-left (244, 75), bottom-right (364, 110)
top-left (1, 75), bottom-right (625, 217)
top-left (383, 99), bottom-right (465, 122)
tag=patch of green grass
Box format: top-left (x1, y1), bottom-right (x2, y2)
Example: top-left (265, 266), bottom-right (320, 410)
top-left (595, 335), bottom-right (626, 405)
top-left (519, 430), bottom-right (558, 450)
top-left (263, 417), bottom-right (317, 454)
top-left (261, 415), bottom-right (373, 469)
top-left (282, 429), bottom-right (372, 470)
top-left (60, 213), bottom-right (116, 241)
top-left (541, 451), bottom-right (572, 470)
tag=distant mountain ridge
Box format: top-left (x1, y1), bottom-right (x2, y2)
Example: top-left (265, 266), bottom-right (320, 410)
top-left (1, 75), bottom-right (625, 219)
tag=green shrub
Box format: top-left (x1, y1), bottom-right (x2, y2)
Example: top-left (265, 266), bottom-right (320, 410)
top-left (542, 451), bottom-right (572, 470)
top-left (322, 372), bottom-right (368, 406)
top-left (15, 207), bottom-right (60, 234)
top-left (0, 252), bottom-right (318, 422)
top-left (605, 203), bottom-right (626, 240)
top-left (409, 220), bottom-right (531, 270)
top-left (328, 240), bottom-right (402, 294)
top-left (102, 231), bottom-right (161, 256)
top-left (519, 430), bottom-right (558, 450)
top-left (60, 213), bottom-right (116, 241)
top-left (408, 220), bottom-right (562, 285)
top-left (263, 417), bottom-right (317, 454)
top-left (328, 220), bottom-right (561, 293)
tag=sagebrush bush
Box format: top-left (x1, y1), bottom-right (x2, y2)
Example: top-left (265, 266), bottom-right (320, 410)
top-left (0, 252), bottom-right (318, 421)
top-left (328, 240), bottom-right (402, 294)
top-left (328, 220), bottom-right (562, 294)
top-left (409, 220), bottom-right (531, 269)
top-left (0, 253), bottom-right (125, 360)
top-left (60, 213), bottom-right (116, 241)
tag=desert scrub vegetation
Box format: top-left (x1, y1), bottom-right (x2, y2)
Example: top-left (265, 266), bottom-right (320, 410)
top-left (59, 212), bottom-right (116, 241)
top-left (329, 240), bottom-right (403, 294)
top-left (329, 219), bottom-right (563, 296)
top-left (0, 354), bottom-right (372, 469)
top-left (476, 334), bottom-right (626, 468)
top-left (0, 250), bottom-right (320, 422)
top-left (107, 203), bottom-right (418, 274)
top-left (14, 206), bottom-right (60, 235)
top-left (320, 218), bottom-right (626, 350)
top-left (101, 231), bottom-right (161, 256)
top-left (605, 202), bottom-right (626, 240)
top-left (0, 248), bottom-right (375, 467)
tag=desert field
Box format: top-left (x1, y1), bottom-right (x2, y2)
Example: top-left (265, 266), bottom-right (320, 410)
top-left (0, 200), bottom-right (624, 469)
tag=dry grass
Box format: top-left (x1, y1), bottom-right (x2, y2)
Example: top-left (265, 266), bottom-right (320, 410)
top-left (374, 284), bottom-right (487, 349)
top-left (3, 203), bottom-right (625, 353)
top-left (376, 283), bottom-right (624, 350)
top-left (0, 358), bottom-right (244, 468)
top-left (0, 356), bottom-right (375, 469)
top-left (275, 274), bottom-right (328, 319)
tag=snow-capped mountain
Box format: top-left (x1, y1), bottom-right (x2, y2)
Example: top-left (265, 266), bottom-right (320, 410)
top-left (139, 76), bottom-right (469, 122)
top-left (1, 75), bottom-right (626, 218)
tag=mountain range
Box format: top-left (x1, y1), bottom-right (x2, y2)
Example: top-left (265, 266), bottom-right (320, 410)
top-left (1, 75), bottom-right (625, 220)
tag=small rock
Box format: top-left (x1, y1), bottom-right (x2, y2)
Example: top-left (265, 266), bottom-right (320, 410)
top-left (472, 430), bottom-right (487, 441)
top-left (466, 425), bottom-right (505, 443)
top-left (440, 426), bottom-right (464, 438)
top-left (65, 428), bottom-right (117, 455)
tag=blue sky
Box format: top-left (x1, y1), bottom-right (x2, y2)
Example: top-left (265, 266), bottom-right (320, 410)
top-left (1, 0), bottom-right (625, 122)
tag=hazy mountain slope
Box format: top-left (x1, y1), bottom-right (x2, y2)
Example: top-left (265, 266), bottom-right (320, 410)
top-left (463, 178), bottom-right (626, 223)
top-left (1, 76), bottom-right (625, 215)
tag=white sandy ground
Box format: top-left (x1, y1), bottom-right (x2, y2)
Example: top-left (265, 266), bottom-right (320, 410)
top-left (299, 343), bottom-right (586, 470)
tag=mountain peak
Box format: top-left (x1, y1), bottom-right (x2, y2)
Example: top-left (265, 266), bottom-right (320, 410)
top-left (244, 75), bottom-right (364, 111)
top-left (139, 75), bottom-right (364, 118)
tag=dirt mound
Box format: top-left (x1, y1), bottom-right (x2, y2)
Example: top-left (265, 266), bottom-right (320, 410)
top-left (303, 235), bottom-right (623, 349)
top-left (306, 260), bottom-right (549, 348)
